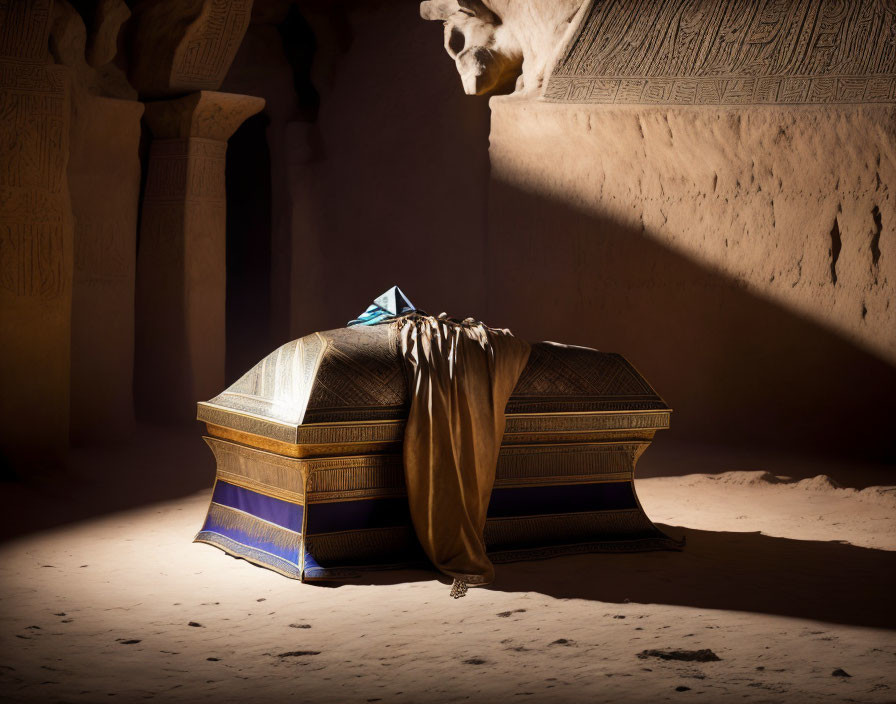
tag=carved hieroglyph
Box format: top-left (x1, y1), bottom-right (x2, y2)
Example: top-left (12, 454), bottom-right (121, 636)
top-left (135, 91), bottom-right (264, 421)
top-left (128, 0), bottom-right (254, 98)
top-left (0, 0), bottom-right (73, 462)
top-left (545, 0), bottom-right (896, 104)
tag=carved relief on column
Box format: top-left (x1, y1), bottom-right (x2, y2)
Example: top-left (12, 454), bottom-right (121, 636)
top-left (128, 0), bottom-right (254, 98)
top-left (0, 0), bottom-right (74, 463)
top-left (135, 91), bottom-right (264, 421)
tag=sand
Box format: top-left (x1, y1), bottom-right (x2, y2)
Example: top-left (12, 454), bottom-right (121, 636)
top-left (1, 452), bottom-right (894, 703)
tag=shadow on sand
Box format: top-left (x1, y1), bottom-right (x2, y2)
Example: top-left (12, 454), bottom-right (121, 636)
top-left (335, 526), bottom-right (896, 630)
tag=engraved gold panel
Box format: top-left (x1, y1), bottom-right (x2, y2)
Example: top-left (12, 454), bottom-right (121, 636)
top-left (206, 436), bottom-right (653, 504)
top-left (304, 526), bottom-right (419, 565)
top-left (205, 436), bottom-right (305, 504)
top-left (204, 410), bottom-right (669, 458)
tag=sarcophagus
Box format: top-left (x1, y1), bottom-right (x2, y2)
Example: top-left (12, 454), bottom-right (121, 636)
top-left (195, 325), bottom-right (677, 581)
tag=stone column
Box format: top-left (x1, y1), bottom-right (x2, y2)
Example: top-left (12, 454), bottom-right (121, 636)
top-left (135, 90), bottom-right (264, 421)
top-left (0, 0), bottom-right (74, 467)
top-left (69, 96), bottom-right (144, 443)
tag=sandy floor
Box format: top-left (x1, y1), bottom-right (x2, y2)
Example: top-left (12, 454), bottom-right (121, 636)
top-left (1, 462), bottom-right (894, 703)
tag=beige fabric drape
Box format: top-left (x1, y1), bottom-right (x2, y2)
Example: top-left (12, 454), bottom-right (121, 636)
top-left (398, 314), bottom-right (530, 587)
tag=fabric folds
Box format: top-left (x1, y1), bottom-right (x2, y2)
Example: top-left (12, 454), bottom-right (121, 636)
top-left (397, 313), bottom-right (530, 586)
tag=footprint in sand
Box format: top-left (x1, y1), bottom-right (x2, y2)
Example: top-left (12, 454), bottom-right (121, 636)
top-left (638, 649), bottom-right (721, 662)
top-left (496, 609), bottom-right (527, 618)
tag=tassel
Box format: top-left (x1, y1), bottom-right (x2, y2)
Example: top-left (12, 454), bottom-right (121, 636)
top-left (449, 578), bottom-right (468, 599)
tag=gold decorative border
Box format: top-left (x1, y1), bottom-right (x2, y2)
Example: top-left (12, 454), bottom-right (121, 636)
top-left (206, 437), bottom-right (306, 504)
top-left (205, 501), bottom-right (302, 546)
top-left (194, 533), bottom-right (302, 580)
top-left (204, 436), bottom-right (654, 503)
top-left (203, 409), bottom-right (670, 456)
top-left (304, 526), bottom-right (418, 564)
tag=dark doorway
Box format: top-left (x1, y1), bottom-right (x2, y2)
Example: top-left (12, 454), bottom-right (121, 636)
top-left (225, 112), bottom-right (274, 383)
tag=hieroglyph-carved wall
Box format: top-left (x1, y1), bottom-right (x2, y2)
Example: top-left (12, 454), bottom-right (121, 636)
top-left (0, 67), bottom-right (69, 298)
top-left (545, 0), bottom-right (896, 104)
top-left (129, 0), bottom-right (254, 98)
top-left (0, 0), bottom-right (73, 463)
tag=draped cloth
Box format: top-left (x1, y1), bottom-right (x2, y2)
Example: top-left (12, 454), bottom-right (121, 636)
top-left (397, 314), bottom-right (531, 589)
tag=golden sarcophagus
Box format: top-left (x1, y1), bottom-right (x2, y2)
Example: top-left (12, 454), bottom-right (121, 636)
top-left (194, 324), bottom-right (677, 581)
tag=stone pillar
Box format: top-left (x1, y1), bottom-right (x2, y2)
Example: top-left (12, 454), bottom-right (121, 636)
top-left (69, 96), bottom-right (144, 443)
top-left (0, 0), bottom-right (74, 467)
top-left (135, 90), bottom-right (264, 421)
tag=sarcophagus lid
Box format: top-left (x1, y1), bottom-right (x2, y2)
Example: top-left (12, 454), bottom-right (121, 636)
top-left (197, 325), bottom-right (670, 457)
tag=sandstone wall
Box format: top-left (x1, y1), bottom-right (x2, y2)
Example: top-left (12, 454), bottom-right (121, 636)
top-left (480, 0), bottom-right (896, 459)
top-left (487, 99), bottom-right (895, 458)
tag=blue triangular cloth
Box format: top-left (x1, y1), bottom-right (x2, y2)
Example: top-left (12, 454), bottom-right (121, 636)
top-left (347, 286), bottom-right (418, 326)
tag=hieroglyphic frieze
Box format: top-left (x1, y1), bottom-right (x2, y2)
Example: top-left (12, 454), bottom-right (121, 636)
top-left (0, 0), bottom-right (52, 62)
top-left (0, 65), bottom-right (69, 298)
top-left (171, 0), bottom-right (253, 90)
top-left (128, 0), bottom-right (253, 98)
top-left (142, 138), bottom-right (227, 204)
top-left (545, 0), bottom-right (896, 105)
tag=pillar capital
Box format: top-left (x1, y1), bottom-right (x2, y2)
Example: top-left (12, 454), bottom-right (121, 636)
top-left (143, 90), bottom-right (265, 141)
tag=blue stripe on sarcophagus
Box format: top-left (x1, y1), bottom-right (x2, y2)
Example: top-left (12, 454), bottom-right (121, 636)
top-left (488, 481), bottom-right (638, 517)
top-left (195, 482), bottom-right (304, 577)
top-left (305, 496), bottom-right (411, 534)
top-left (300, 481), bottom-right (648, 575)
top-left (210, 481), bottom-right (303, 532)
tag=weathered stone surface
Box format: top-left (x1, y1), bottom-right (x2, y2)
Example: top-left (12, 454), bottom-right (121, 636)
top-left (49, 0), bottom-right (135, 100)
top-left (46, 0), bottom-right (143, 443)
top-left (487, 97), bottom-right (896, 454)
top-left (0, 0), bottom-right (74, 466)
top-left (0, 0), bottom-right (53, 60)
top-left (420, 0), bottom-right (585, 95)
top-left (136, 91), bottom-right (264, 421)
top-left (85, 0), bottom-right (131, 68)
top-left (142, 90), bottom-right (265, 140)
top-left (128, 0), bottom-right (254, 99)
top-left (546, 0), bottom-right (896, 105)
